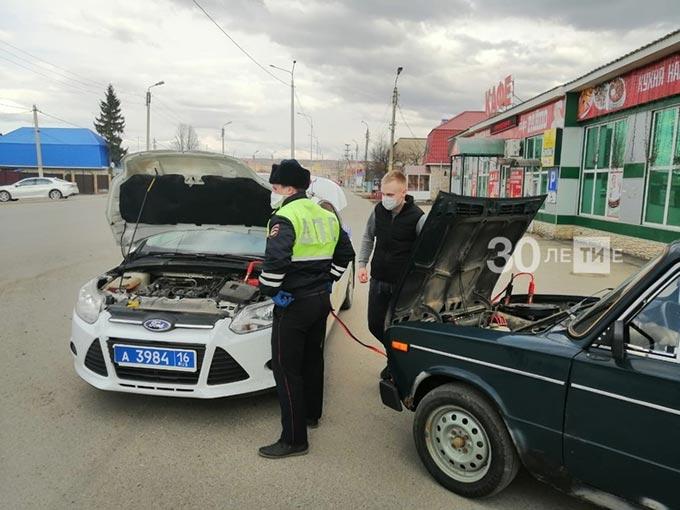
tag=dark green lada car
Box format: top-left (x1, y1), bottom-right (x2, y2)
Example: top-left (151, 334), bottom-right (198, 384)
top-left (380, 192), bottom-right (680, 510)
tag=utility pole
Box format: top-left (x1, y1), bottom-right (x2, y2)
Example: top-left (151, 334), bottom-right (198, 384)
top-left (221, 121), bottom-right (232, 154)
top-left (270, 60), bottom-right (296, 158)
top-left (353, 139), bottom-right (359, 162)
top-left (344, 143), bottom-right (351, 187)
top-left (361, 120), bottom-right (369, 177)
top-left (146, 80), bottom-right (165, 151)
top-left (388, 66), bottom-right (403, 172)
top-left (153, 138), bottom-right (157, 150)
top-left (32, 105), bottom-right (44, 178)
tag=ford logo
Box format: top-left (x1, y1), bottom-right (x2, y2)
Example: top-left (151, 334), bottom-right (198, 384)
top-left (143, 318), bottom-right (173, 332)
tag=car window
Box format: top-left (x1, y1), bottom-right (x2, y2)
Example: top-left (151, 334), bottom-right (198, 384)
top-left (16, 179), bottom-right (36, 186)
top-left (36, 179), bottom-right (51, 185)
top-left (628, 274), bottom-right (680, 359)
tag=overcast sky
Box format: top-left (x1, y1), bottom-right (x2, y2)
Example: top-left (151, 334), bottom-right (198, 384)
top-left (0, 0), bottom-right (678, 160)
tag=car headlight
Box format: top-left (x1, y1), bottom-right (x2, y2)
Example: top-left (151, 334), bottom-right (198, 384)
top-left (75, 278), bottom-right (104, 324)
top-left (229, 300), bottom-right (274, 334)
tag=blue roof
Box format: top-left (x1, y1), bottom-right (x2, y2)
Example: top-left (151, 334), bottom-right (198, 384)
top-left (0, 127), bottom-right (110, 169)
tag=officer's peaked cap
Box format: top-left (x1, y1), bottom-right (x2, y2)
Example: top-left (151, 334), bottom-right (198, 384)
top-left (269, 159), bottom-right (311, 190)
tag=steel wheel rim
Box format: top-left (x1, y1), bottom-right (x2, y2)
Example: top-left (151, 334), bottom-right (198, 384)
top-left (424, 405), bottom-right (491, 483)
top-left (50, 190), bottom-right (60, 199)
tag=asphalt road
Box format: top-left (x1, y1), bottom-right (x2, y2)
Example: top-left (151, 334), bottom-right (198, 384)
top-left (0, 193), bottom-right (640, 509)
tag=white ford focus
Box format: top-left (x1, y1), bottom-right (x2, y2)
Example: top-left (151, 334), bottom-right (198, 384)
top-left (70, 151), bottom-right (354, 398)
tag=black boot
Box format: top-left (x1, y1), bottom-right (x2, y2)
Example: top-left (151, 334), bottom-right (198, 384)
top-left (306, 418), bottom-right (319, 429)
top-left (258, 441), bottom-right (309, 459)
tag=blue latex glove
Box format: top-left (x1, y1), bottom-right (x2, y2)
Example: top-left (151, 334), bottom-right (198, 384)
top-left (272, 290), bottom-right (295, 308)
top-left (325, 281), bottom-right (333, 294)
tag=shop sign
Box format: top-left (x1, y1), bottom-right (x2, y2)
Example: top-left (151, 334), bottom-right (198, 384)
top-left (578, 53), bottom-right (680, 120)
top-left (490, 115), bottom-right (519, 135)
top-left (508, 168), bottom-right (524, 198)
top-left (488, 169), bottom-right (500, 197)
top-left (485, 75), bottom-right (514, 117)
top-left (485, 100), bottom-right (565, 140)
top-left (541, 128), bottom-right (561, 167)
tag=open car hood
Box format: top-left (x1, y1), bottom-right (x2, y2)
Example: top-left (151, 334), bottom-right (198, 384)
top-left (107, 151), bottom-right (273, 247)
top-left (388, 192), bottom-right (546, 325)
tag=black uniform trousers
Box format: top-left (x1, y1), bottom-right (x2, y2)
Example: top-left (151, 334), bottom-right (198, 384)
top-left (271, 291), bottom-right (331, 446)
top-left (367, 278), bottom-right (395, 346)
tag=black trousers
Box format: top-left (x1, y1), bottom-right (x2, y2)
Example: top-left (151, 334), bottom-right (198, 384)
top-left (271, 292), bottom-right (331, 446)
top-left (367, 278), bottom-right (395, 347)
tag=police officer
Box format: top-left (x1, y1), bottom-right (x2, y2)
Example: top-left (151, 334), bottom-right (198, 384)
top-left (258, 159), bottom-right (355, 459)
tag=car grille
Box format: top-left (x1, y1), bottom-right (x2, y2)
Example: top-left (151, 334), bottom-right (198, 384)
top-left (207, 348), bottom-right (249, 385)
top-left (106, 339), bottom-right (206, 385)
top-left (84, 339), bottom-right (108, 376)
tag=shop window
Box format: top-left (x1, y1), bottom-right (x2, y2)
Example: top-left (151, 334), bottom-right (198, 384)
top-left (407, 174), bottom-right (430, 192)
top-left (644, 106), bottom-right (680, 228)
top-left (580, 119), bottom-right (627, 219)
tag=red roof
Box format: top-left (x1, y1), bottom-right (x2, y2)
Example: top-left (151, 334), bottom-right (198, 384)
top-left (424, 111), bottom-right (487, 164)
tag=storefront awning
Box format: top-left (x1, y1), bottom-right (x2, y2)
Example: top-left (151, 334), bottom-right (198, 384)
top-left (452, 138), bottom-right (505, 157)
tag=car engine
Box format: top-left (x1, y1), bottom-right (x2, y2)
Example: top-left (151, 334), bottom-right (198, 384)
top-left (100, 270), bottom-right (264, 316)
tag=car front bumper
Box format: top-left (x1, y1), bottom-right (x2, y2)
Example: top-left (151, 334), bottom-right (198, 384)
top-left (70, 310), bottom-right (275, 398)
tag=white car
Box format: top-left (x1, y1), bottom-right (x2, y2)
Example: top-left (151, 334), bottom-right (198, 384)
top-left (0, 176), bottom-right (79, 202)
top-left (70, 151), bottom-right (354, 398)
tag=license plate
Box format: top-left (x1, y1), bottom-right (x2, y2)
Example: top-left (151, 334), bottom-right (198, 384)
top-left (113, 344), bottom-right (197, 372)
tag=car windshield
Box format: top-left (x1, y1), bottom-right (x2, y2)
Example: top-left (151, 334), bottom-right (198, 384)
top-left (136, 229), bottom-right (266, 258)
top-left (569, 251), bottom-right (665, 337)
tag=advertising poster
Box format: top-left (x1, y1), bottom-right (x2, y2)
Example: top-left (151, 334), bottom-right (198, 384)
top-left (607, 170), bottom-right (623, 219)
top-left (509, 168), bottom-right (524, 198)
top-left (488, 169), bottom-right (500, 197)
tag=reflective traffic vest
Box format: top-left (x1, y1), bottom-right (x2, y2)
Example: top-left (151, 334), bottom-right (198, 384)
top-left (274, 198), bottom-right (340, 262)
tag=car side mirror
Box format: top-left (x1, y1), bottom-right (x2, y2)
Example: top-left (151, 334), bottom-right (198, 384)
top-left (611, 320), bottom-right (628, 362)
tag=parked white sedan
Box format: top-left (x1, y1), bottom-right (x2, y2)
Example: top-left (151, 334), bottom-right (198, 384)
top-left (0, 177), bottom-right (79, 202)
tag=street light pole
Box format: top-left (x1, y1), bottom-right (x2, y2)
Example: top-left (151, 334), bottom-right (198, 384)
top-left (221, 121), bottom-right (232, 154)
top-left (269, 60), bottom-right (296, 158)
top-left (298, 112), bottom-right (313, 161)
top-left (146, 80), bottom-right (165, 151)
top-left (388, 67), bottom-right (403, 172)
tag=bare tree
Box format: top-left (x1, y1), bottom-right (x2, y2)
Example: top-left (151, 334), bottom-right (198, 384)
top-left (395, 143), bottom-right (426, 166)
top-left (368, 135), bottom-right (389, 180)
top-left (172, 123), bottom-right (200, 152)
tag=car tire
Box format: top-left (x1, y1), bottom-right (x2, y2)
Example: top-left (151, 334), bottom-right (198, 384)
top-left (0, 190), bottom-right (10, 202)
top-left (340, 264), bottom-right (354, 310)
top-left (413, 383), bottom-right (520, 498)
top-left (49, 189), bottom-right (63, 200)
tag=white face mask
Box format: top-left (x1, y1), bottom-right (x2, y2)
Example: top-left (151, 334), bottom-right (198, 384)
top-left (270, 192), bottom-right (286, 209)
top-left (381, 196), bottom-right (400, 211)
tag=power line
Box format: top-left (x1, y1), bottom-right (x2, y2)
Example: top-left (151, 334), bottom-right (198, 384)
top-left (0, 101), bottom-right (30, 111)
top-left (192, 0), bottom-right (287, 86)
top-left (0, 39), bottom-right (108, 90)
top-left (397, 104), bottom-right (417, 138)
top-left (0, 40), bottom-right (145, 106)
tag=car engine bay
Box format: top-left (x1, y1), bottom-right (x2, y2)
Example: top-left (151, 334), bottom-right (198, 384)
top-left (99, 266), bottom-right (266, 316)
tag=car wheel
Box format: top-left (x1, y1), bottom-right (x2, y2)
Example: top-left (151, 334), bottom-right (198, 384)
top-left (49, 189), bottom-right (62, 200)
top-left (413, 383), bottom-right (519, 498)
top-left (0, 190), bottom-right (10, 202)
top-left (340, 264), bottom-right (354, 310)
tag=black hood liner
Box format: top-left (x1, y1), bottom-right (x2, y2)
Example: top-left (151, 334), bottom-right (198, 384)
top-left (119, 174), bottom-right (272, 227)
top-left (388, 192), bottom-right (545, 325)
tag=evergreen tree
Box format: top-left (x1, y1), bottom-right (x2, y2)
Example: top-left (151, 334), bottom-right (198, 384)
top-left (94, 84), bottom-right (127, 166)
